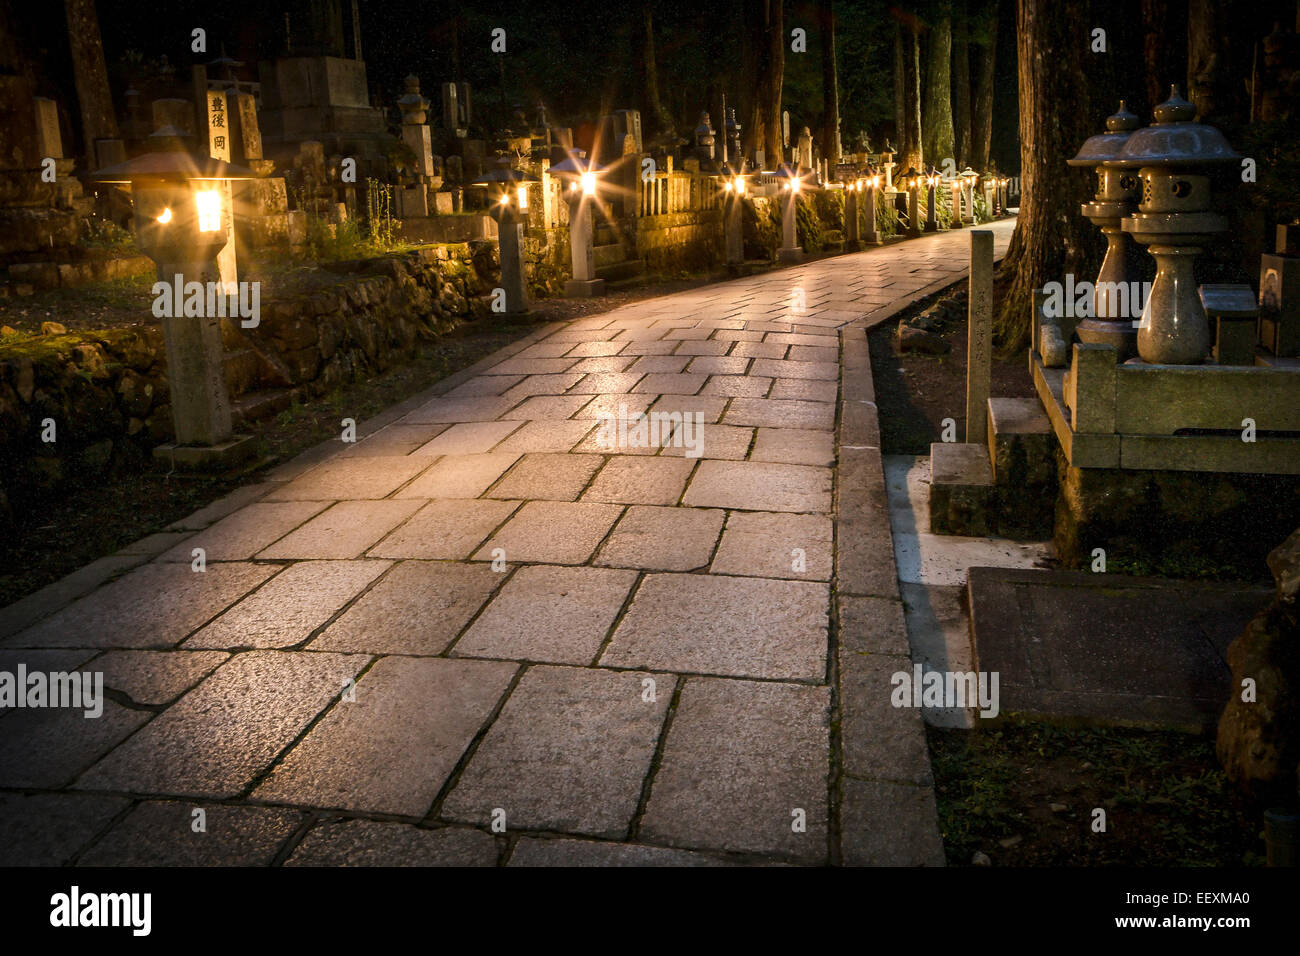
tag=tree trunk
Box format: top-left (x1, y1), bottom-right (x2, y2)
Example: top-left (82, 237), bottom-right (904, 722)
top-left (969, 0), bottom-right (996, 171)
top-left (1187, 0), bottom-right (1248, 127)
top-left (744, 0), bottom-right (785, 166)
top-left (923, 12), bottom-right (956, 170)
top-left (901, 17), bottom-right (923, 171)
top-left (893, 22), bottom-right (905, 147)
top-left (820, 0), bottom-right (841, 167)
top-left (995, 0), bottom-right (1101, 349)
top-left (952, 0), bottom-right (972, 168)
top-left (643, 4), bottom-right (675, 140)
top-left (1141, 0), bottom-right (1178, 113)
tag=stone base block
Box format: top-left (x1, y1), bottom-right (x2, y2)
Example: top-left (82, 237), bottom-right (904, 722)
top-left (778, 247), bottom-right (805, 264)
top-left (153, 435), bottom-right (256, 470)
top-left (929, 442), bottom-right (995, 536)
top-left (564, 278), bottom-right (606, 298)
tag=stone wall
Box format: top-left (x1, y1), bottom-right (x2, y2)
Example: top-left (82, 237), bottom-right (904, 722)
top-left (635, 210), bottom-right (724, 273)
top-left (0, 241), bottom-right (498, 527)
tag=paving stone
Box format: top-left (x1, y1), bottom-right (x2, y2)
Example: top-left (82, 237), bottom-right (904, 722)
top-left (93, 650), bottom-right (229, 705)
top-left (285, 820), bottom-right (499, 866)
top-left (632, 372), bottom-right (707, 395)
top-left (0, 556), bottom-right (148, 640)
top-left (572, 393), bottom-right (654, 420)
top-left (620, 340), bottom-right (680, 355)
top-left (769, 378), bottom-right (838, 403)
top-left (455, 566), bottom-right (637, 664)
top-left (752, 427), bottom-right (836, 466)
top-left (765, 332), bottom-right (838, 347)
top-left (568, 372), bottom-right (644, 393)
top-left (565, 340), bottom-right (627, 357)
top-left (789, 345), bottom-right (839, 363)
top-left (0, 700), bottom-right (151, 788)
top-left (158, 502), bottom-right (328, 563)
top-left (395, 452), bottom-right (520, 499)
top-left (267, 456), bottom-right (431, 500)
top-left (683, 460), bottom-right (832, 513)
top-left (594, 506), bottom-right (725, 572)
top-left (114, 530), bottom-right (194, 558)
top-left (76, 650), bottom-right (370, 798)
top-left (368, 499), bottom-right (518, 559)
top-left (402, 395), bottom-right (519, 424)
top-left (840, 778), bottom-right (945, 866)
top-left (723, 397), bottom-right (836, 430)
top-left (583, 456), bottom-right (695, 506)
top-left (567, 356), bottom-right (636, 373)
top-left (487, 453), bottom-right (604, 501)
top-left (750, 358), bottom-right (839, 381)
top-left (731, 341), bottom-right (788, 359)
top-left (258, 500), bottom-right (424, 560)
top-left (342, 422), bottom-right (450, 454)
top-left (837, 649), bottom-right (934, 785)
top-left (491, 420), bottom-right (595, 454)
top-left (186, 561), bottom-right (388, 649)
top-left (673, 339), bottom-right (731, 356)
top-left (256, 656), bottom-right (516, 815)
top-left (165, 482), bottom-right (276, 531)
top-left (78, 802), bottom-right (302, 866)
top-left (837, 595), bottom-right (910, 656)
top-left (0, 792), bottom-right (130, 866)
top-left (710, 511), bottom-right (833, 581)
top-left (500, 373), bottom-right (585, 400)
top-left (483, 357), bottom-right (580, 376)
top-left (515, 341), bottom-right (575, 358)
top-left (473, 501), bottom-right (623, 564)
top-left (648, 393), bottom-right (728, 424)
top-left (687, 356), bottom-right (750, 375)
top-left (639, 677), bottom-right (830, 862)
top-left (602, 573), bottom-right (827, 680)
top-left (701, 375), bottom-right (772, 397)
top-left (413, 420), bottom-right (522, 455)
top-left (312, 562), bottom-right (502, 655)
top-left (501, 394), bottom-right (593, 420)
top-left (441, 665), bottom-right (672, 838)
top-left (443, 373), bottom-right (525, 396)
top-left (7, 562), bottom-right (276, 649)
top-left (509, 837), bottom-right (730, 867)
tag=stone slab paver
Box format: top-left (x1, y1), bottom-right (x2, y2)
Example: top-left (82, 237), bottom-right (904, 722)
top-left (454, 565), bottom-right (637, 664)
top-left (185, 560), bottom-right (388, 649)
top-left (258, 500), bottom-right (424, 560)
top-left (414, 420), bottom-right (521, 455)
top-left (723, 397), bottom-right (836, 430)
top-left (508, 837), bottom-right (731, 867)
top-left (710, 511), bottom-right (834, 581)
top-left (0, 701), bottom-right (151, 788)
top-left (285, 820), bottom-right (498, 866)
top-left (256, 656), bottom-right (517, 815)
top-left (0, 792), bottom-right (130, 866)
top-left (639, 677), bottom-right (831, 862)
top-left (683, 460), bottom-right (832, 513)
top-left (156, 501), bottom-right (329, 562)
top-left (78, 802), bottom-right (302, 866)
top-left (267, 456), bottom-right (430, 500)
top-left (441, 665), bottom-right (672, 838)
top-left (94, 650), bottom-right (229, 705)
top-left (368, 499), bottom-right (518, 560)
top-left (75, 650), bottom-right (370, 798)
top-left (395, 452), bottom-right (521, 499)
top-left (583, 456), bottom-right (694, 506)
top-left (601, 573), bottom-right (827, 681)
top-left (751, 427), bottom-right (836, 466)
top-left (311, 561), bottom-right (501, 655)
top-left (473, 501), bottom-right (623, 564)
top-left (487, 453), bottom-right (604, 501)
top-left (594, 505), bottom-right (725, 572)
top-left (5, 562), bottom-right (276, 649)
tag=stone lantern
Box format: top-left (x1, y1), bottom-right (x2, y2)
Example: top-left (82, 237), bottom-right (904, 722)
top-left (924, 166), bottom-right (941, 232)
top-left (91, 149), bottom-right (255, 466)
top-left (550, 152), bottom-right (605, 297)
top-left (900, 166), bottom-right (921, 237)
top-left (720, 163), bottom-right (749, 268)
top-left (1116, 86), bottom-right (1240, 364)
top-left (474, 159), bottom-right (539, 314)
top-left (959, 166), bottom-right (978, 224)
top-left (862, 167), bottom-right (883, 245)
top-left (1067, 100), bottom-right (1142, 359)
top-left (694, 112), bottom-right (716, 164)
top-left (773, 163), bottom-right (806, 264)
top-left (725, 108), bottom-right (743, 171)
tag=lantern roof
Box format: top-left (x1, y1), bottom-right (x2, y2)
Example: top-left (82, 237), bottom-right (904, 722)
top-left (1112, 86), bottom-right (1240, 167)
top-left (90, 151), bottom-right (257, 184)
top-left (1068, 99), bottom-right (1141, 166)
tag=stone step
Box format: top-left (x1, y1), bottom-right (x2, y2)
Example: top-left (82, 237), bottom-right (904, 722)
top-left (928, 441), bottom-right (995, 536)
top-left (595, 259), bottom-right (647, 283)
top-left (987, 396), bottom-right (1052, 484)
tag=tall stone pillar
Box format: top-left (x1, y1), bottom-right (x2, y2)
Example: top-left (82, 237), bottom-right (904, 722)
top-left (63, 0), bottom-right (119, 170)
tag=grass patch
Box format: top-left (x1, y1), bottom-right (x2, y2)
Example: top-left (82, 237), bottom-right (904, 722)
top-left (931, 715), bottom-right (1264, 866)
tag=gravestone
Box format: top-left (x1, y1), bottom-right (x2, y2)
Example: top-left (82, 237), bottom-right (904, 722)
top-left (33, 98), bottom-right (62, 159)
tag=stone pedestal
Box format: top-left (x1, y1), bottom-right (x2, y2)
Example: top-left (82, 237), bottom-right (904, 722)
top-left (494, 208), bottom-right (529, 313)
top-left (779, 188), bottom-right (804, 264)
top-left (565, 195), bottom-right (604, 297)
top-left (843, 187), bottom-right (861, 250)
top-left (906, 187), bottom-right (920, 238)
top-left (924, 185), bottom-right (938, 232)
top-left (863, 186), bottom-right (882, 245)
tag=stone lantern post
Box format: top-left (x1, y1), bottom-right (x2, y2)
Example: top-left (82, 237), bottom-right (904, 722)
top-left (863, 167), bottom-right (883, 245)
top-left (1067, 101), bottom-right (1142, 359)
top-left (721, 164), bottom-right (748, 268)
top-left (774, 163), bottom-right (805, 264)
top-left (959, 166), bottom-right (978, 224)
top-left (551, 153), bottom-right (605, 297)
top-left (924, 166), bottom-right (940, 232)
top-left (91, 150), bottom-right (255, 466)
top-left (475, 160), bottom-right (538, 314)
top-left (901, 166), bottom-right (921, 237)
top-left (948, 174), bottom-right (964, 228)
top-left (844, 178), bottom-right (862, 251)
top-left (1116, 87), bottom-right (1240, 364)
